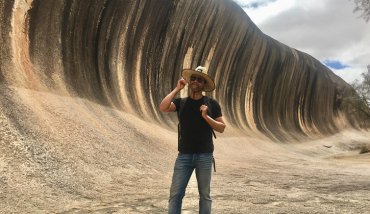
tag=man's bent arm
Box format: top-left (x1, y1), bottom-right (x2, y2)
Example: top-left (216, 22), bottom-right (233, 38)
top-left (203, 115), bottom-right (226, 133)
top-left (159, 78), bottom-right (186, 112)
top-left (159, 88), bottom-right (179, 112)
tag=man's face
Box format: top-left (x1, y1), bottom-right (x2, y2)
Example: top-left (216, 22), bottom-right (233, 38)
top-left (189, 75), bottom-right (206, 92)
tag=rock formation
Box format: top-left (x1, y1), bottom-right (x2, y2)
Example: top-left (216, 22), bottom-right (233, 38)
top-left (1, 0), bottom-right (367, 141)
top-left (2, 0), bottom-right (370, 213)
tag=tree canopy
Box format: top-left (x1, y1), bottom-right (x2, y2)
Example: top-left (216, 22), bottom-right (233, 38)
top-left (352, 66), bottom-right (370, 106)
top-left (352, 0), bottom-right (370, 22)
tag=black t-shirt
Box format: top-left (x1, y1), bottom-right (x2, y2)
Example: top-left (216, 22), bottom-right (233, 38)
top-left (173, 96), bottom-right (222, 153)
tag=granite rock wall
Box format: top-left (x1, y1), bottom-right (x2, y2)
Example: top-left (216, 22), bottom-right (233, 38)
top-left (0, 0), bottom-right (365, 141)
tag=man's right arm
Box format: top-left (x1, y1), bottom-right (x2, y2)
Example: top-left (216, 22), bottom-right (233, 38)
top-left (159, 78), bottom-right (187, 112)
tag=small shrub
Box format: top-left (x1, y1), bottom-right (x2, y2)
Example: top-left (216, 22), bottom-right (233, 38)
top-left (359, 145), bottom-right (370, 154)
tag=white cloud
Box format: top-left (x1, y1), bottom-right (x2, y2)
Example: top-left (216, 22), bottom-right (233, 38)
top-left (240, 0), bottom-right (295, 24)
top-left (234, 0), bottom-right (370, 84)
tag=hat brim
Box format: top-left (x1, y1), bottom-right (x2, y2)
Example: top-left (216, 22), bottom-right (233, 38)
top-left (182, 69), bottom-right (215, 92)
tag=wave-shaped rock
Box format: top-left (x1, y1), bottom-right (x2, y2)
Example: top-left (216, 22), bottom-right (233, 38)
top-left (0, 0), bottom-right (367, 141)
top-left (2, 1), bottom-right (370, 213)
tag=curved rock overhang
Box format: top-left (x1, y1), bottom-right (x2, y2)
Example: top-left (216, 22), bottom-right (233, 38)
top-left (0, 0), bottom-right (367, 141)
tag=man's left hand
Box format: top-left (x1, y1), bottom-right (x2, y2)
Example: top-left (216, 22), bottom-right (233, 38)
top-left (200, 105), bottom-right (208, 118)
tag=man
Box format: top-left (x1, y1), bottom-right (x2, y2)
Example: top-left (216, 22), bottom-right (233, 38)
top-left (159, 66), bottom-right (226, 214)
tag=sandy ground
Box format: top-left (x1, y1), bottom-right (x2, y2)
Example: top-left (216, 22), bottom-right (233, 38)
top-left (1, 85), bottom-right (370, 214)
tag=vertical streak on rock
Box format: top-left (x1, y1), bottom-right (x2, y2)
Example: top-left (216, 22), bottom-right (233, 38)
top-left (9, 0), bottom-right (35, 88)
top-left (0, 0), bottom-right (15, 82)
top-left (109, 0), bottom-right (139, 114)
top-left (27, 0), bottom-right (68, 94)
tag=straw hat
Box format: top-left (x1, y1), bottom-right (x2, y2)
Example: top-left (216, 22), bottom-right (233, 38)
top-left (182, 66), bottom-right (215, 92)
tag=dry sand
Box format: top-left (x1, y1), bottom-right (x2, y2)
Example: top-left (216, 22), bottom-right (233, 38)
top-left (1, 85), bottom-right (370, 213)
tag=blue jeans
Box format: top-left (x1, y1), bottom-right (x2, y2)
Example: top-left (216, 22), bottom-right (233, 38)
top-left (168, 153), bottom-right (213, 214)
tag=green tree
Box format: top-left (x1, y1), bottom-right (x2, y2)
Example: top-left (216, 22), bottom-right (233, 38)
top-left (352, 65), bottom-right (370, 107)
top-left (352, 0), bottom-right (370, 22)
top-left (347, 65), bottom-right (370, 119)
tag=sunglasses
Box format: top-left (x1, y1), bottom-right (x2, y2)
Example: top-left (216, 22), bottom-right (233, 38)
top-left (190, 76), bottom-right (206, 83)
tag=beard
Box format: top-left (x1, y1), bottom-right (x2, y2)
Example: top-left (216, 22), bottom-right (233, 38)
top-left (190, 82), bottom-right (204, 93)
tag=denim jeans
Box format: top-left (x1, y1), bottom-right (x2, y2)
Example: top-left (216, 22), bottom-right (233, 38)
top-left (168, 153), bottom-right (213, 214)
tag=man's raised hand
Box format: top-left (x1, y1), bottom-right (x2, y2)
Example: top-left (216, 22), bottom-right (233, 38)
top-left (177, 78), bottom-right (187, 91)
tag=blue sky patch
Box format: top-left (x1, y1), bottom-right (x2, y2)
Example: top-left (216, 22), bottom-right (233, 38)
top-left (323, 60), bottom-right (350, 70)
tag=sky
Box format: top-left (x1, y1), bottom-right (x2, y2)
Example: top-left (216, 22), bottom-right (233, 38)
top-left (233, 0), bottom-right (370, 84)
